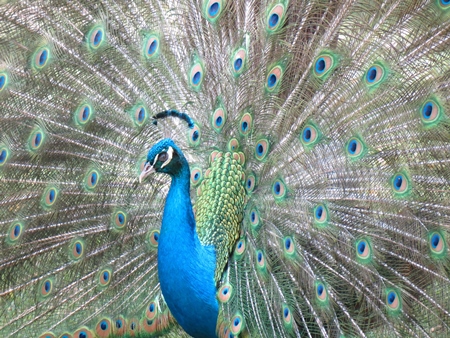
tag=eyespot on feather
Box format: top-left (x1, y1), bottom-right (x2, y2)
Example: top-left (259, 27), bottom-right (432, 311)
top-left (74, 104), bottom-right (94, 126)
top-left (158, 311), bottom-right (172, 330)
top-left (391, 172), bottom-right (411, 197)
top-left (256, 249), bottom-right (266, 269)
top-left (437, 0), bottom-right (450, 10)
top-left (0, 144), bottom-right (10, 167)
top-left (255, 138), bottom-right (269, 161)
top-left (254, 249), bottom-right (268, 277)
top-left (315, 281), bottom-right (328, 305)
top-left (95, 318), bottom-right (112, 338)
top-left (204, 0), bottom-right (224, 22)
top-left (32, 47), bottom-right (50, 70)
top-left (7, 221), bottom-right (24, 244)
top-left (39, 333), bottom-right (56, 338)
top-left (266, 65), bottom-right (283, 92)
top-left (355, 238), bottom-right (372, 263)
top-left (239, 112), bottom-right (253, 136)
top-left (141, 317), bottom-right (158, 333)
top-left (112, 316), bottom-right (126, 335)
top-left (203, 0), bottom-right (224, 22)
top-left (210, 150), bottom-right (222, 164)
top-left (212, 107), bottom-right (227, 131)
top-left (346, 136), bottom-right (366, 159)
top-left (218, 321), bottom-right (228, 337)
top-left (266, 4), bottom-right (286, 32)
top-left (234, 238), bottom-right (246, 259)
top-left (245, 173), bottom-right (256, 193)
top-left (39, 278), bottom-right (53, 298)
top-left (249, 208), bottom-right (260, 230)
top-left (282, 304), bottom-right (292, 328)
top-left (70, 238), bottom-right (85, 261)
top-left (86, 25), bottom-right (105, 50)
top-left (147, 229), bottom-right (160, 248)
top-left (84, 169), bottom-right (100, 190)
top-left (313, 203), bottom-right (329, 227)
top-left (386, 289), bottom-right (401, 313)
top-left (223, 328), bottom-right (233, 338)
top-left (112, 210), bottom-right (127, 230)
top-left (132, 105), bottom-right (148, 127)
top-left (127, 318), bottom-right (139, 334)
top-left (143, 34), bottom-right (160, 59)
top-left (230, 312), bottom-right (244, 335)
top-left (428, 231), bottom-right (447, 258)
top-left (0, 72), bottom-right (8, 92)
top-left (283, 236), bottom-right (295, 256)
top-left (272, 179), bottom-right (287, 201)
top-left (190, 167), bottom-right (203, 186)
top-left (98, 267), bottom-right (112, 287)
top-left (218, 283), bottom-right (233, 303)
top-left (28, 128), bottom-right (45, 152)
top-left (189, 62), bottom-right (205, 90)
top-left (301, 122), bottom-right (321, 148)
top-left (364, 62), bottom-right (388, 88)
top-left (188, 123), bottom-right (201, 146)
top-left (420, 98), bottom-right (443, 126)
top-left (430, 232), bottom-right (444, 253)
top-left (42, 186), bottom-right (59, 209)
top-left (73, 327), bottom-right (94, 338)
top-left (227, 138), bottom-right (239, 152)
top-left (146, 301), bottom-right (158, 320)
top-left (313, 53), bottom-right (336, 78)
top-left (231, 47), bottom-right (247, 76)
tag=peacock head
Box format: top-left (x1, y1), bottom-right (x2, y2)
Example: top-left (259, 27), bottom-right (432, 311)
top-left (139, 138), bottom-right (187, 182)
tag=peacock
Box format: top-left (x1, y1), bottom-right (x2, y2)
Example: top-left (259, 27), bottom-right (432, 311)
top-left (1, 0), bottom-right (450, 337)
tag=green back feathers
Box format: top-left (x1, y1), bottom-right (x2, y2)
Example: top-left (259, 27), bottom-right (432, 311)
top-left (195, 151), bottom-right (246, 282)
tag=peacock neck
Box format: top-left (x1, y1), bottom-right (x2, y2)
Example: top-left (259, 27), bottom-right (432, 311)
top-left (164, 165), bottom-right (196, 233)
top-left (157, 164), bottom-right (219, 338)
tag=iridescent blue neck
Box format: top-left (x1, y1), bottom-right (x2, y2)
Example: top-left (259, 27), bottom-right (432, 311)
top-left (157, 158), bottom-right (218, 338)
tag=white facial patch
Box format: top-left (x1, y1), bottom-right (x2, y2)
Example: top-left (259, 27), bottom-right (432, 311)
top-left (160, 146), bottom-right (173, 169)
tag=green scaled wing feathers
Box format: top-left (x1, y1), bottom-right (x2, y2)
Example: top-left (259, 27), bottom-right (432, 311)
top-left (194, 151), bottom-right (246, 283)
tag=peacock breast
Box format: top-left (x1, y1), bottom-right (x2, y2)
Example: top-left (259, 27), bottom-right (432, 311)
top-left (158, 225), bottom-right (219, 338)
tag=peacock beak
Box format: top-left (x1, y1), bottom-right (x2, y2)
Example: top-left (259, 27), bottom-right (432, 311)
top-left (139, 162), bottom-right (155, 183)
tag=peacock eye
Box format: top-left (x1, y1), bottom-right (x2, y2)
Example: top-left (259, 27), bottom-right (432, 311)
top-left (158, 152), bottom-right (168, 162)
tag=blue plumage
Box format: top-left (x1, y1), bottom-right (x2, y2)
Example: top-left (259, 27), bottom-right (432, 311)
top-left (145, 139), bottom-right (219, 337)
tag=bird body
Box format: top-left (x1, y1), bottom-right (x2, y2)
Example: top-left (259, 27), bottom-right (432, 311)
top-left (143, 137), bottom-right (246, 337)
top-left (1, 0), bottom-right (450, 337)
top-left (157, 169), bottom-right (218, 338)
top-left (149, 139), bottom-right (220, 338)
